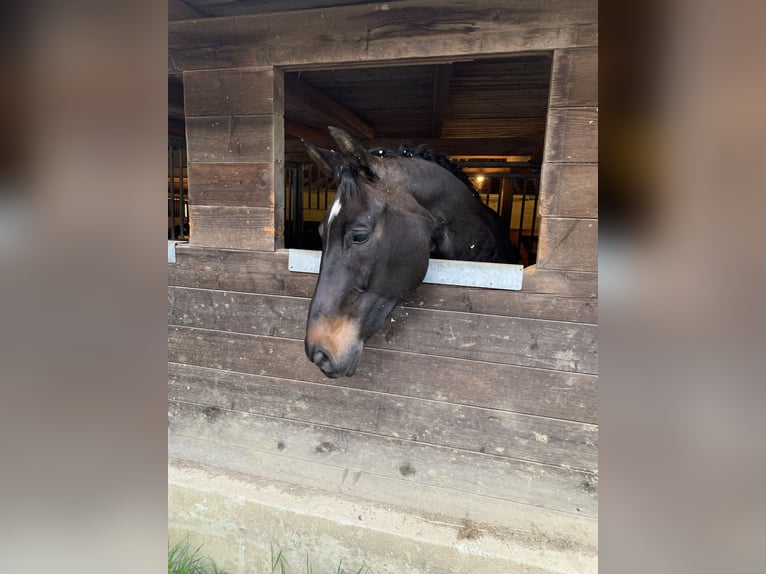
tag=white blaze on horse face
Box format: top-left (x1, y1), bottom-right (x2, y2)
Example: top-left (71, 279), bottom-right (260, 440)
top-left (328, 198), bottom-right (342, 226)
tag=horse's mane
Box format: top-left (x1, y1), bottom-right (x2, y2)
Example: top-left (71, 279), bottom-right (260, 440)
top-left (370, 144), bottom-right (481, 199)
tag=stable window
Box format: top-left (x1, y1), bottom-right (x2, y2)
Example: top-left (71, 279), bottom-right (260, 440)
top-left (282, 55), bottom-right (552, 288)
top-left (281, 54), bottom-right (551, 271)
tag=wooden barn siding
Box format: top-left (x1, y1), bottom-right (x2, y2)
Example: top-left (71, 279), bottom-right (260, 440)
top-left (168, 400), bottom-right (598, 535)
top-left (537, 48), bottom-right (598, 272)
top-left (184, 67), bottom-right (285, 251)
top-left (168, 246), bottom-right (599, 525)
top-left (168, 0), bottom-right (598, 72)
top-left (170, 0), bottom-right (598, 534)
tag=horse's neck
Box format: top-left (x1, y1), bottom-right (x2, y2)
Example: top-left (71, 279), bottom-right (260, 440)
top-left (413, 175), bottom-right (502, 260)
top-left (403, 165), bottom-right (473, 215)
top-left (414, 178), bottom-right (481, 224)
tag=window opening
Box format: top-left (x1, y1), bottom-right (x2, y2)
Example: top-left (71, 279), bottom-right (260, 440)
top-left (168, 137), bottom-right (189, 241)
top-left (282, 54), bottom-right (551, 267)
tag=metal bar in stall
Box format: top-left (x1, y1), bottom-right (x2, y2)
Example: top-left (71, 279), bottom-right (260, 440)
top-left (179, 146), bottom-right (186, 239)
top-left (169, 144), bottom-right (176, 240)
top-left (175, 147), bottom-right (182, 239)
top-left (309, 167), bottom-right (314, 211)
top-left (284, 167), bottom-right (290, 237)
top-left (167, 145), bottom-right (171, 239)
top-left (517, 178), bottom-right (528, 246)
top-left (285, 163), bottom-right (298, 237)
top-left (506, 178), bottom-right (517, 244)
top-left (295, 163), bottom-right (303, 234)
top-left (174, 147), bottom-right (180, 239)
top-left (323, 171), bottom-right (329, 211)
top-left (311, 166), bottom-right (316, 211)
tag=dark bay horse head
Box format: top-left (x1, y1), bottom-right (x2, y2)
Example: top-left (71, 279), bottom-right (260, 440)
top-left (303, 127), bottom-right (517, 378)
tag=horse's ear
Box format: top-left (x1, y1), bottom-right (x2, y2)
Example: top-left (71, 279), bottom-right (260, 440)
top-left (328, 126), bottom-right (373, 175)
top-left (304, 141), bottom-right (343, 179)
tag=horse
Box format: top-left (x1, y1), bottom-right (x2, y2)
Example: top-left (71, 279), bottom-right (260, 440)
top-left (303, 126), bottom-right (519, 378)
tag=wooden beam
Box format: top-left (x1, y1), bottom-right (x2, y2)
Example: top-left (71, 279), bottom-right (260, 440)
top-left (169, 0), bottom-right (598, 72)
top-left (168, 0), bottom-right (207, 21)
top-left (285, 135), bottom-right (543, 162)
top-left (371, 137), bottom-right (543, 158)
top-left (283, 120), bottom-right (333, 142)
top-left (431, 64), bottom-right (452, 138)
top-left (285, 75), bottom-right (374, 140)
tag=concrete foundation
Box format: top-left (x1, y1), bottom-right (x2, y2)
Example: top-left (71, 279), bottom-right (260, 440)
top-left (169, 460), bottom-right (596, 574)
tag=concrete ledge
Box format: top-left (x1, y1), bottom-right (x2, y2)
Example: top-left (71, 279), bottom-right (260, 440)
top-left (169, 460), bottom-right (597, 574)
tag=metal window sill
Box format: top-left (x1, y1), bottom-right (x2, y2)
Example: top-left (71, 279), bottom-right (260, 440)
top-left (288, 249), bottom-right (523, 291)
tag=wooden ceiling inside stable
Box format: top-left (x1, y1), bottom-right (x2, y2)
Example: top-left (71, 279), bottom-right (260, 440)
top-left (169, 1), bottom-right (553, 160)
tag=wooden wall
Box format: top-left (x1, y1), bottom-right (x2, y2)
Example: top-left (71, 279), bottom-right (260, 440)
top-left (183, 67), bottom-right (285, 250)
top-left (169, 0), bottom-right (598, 549)
top-left (537, 48), bottom-right (598, 272)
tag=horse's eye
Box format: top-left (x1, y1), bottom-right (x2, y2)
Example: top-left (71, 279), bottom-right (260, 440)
top-left (352, 232), bottom-right (369, 244)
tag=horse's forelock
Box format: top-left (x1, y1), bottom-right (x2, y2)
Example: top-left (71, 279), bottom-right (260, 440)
top-left (336, 167), bottom-right (361, 201)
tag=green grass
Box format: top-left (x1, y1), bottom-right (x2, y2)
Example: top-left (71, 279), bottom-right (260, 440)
top-left (168, 538), bottom-right (368, 574)
top-left (271, 545), bottom-right (369, 574)
top-left (169, 538), bottom-right (228, 574)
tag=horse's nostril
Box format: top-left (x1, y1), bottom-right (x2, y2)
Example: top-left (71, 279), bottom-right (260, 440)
top-left (308, 343), bottom-right (335, 370)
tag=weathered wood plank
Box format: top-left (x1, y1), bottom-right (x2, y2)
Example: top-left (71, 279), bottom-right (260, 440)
top-left (189, 206), bottom-right (274, 251)
top-left (272, 92), bottom-right (286, 249)
top-left (169, 247), bottom-right (598, 320)
top-left (549, 48), bottom-right (598, 108)
top-left (167, 326), bottom-right (598, 423)
top-left (183, 68), bottom-right (276, 117)
top-left (168, 391), bottom-right (598, 514)
top-left (169, 1), bottom-right (598, 72)
top-left (169, 364), bottom-right (597, 472)
top-left (441, 118), bottom-right (547, 139)
top-left (273, 66), bottom-right (284, 118)
top-left (168, 287), bottom-right (305, 338)
top-left (168, 435), bottom-right (598, 549)
top-left (188, 162), bottom-right (274, 207)
top-left (185, 116), bottom-right (275, 163)
top-left (404, 284), bottom-right (596, 324)
top-left (539, 163), bottom-right (598, 218)
top-left (169, 247), bottom-right (318, 297)
top-left (521, 266), bottom-right (597, 297)
top-left (167, 289), bottom-right (598, 373)
top-left (537, 218), bottom-right (598, 272)
top-left (544, 108), bottom-right (598, 164)
top-left (376, 306), bottom-right (598, 374)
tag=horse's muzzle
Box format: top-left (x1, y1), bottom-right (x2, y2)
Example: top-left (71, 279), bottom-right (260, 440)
top-left (305, 340), bottom-right (361, 378)
top-left (305, 313), bottom-right (364, 377)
